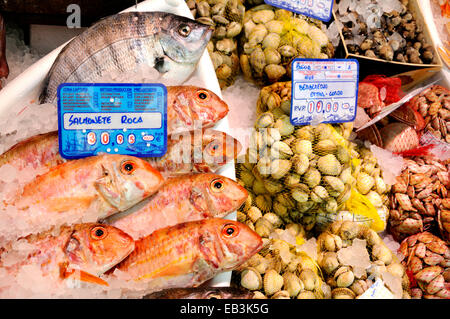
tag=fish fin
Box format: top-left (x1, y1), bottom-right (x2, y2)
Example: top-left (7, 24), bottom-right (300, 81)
top-left (61, 264), bottom-right (109, 286)
top-left (189, 188), bottom-right (209, 214)
top-left (94, 166), bottom-right (121, 208)
top-left (139, 258), bottom-right (193, 280)
top-left (172, 92), bottom-right (193, 126)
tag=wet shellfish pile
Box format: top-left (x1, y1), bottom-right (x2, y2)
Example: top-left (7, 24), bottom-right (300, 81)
top-left (239, 4), bottom-right (334, 86)
top-left (399, 232), bottom-right (449, 299)
top-left (186, 0), bottom-right (245, 89)
top-left (388, 157), bottom-right (450, 243)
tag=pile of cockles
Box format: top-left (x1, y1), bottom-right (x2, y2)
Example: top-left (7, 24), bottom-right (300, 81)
top-left (335, 0), bottom-right (436, 64)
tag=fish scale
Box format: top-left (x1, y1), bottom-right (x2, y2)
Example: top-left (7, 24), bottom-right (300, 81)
top-left (107, 173), bottom-right (248, 240)
top-left (0, 223), bottom-right (135, 289)
top-left (112, 219), bottom-right (262, 295)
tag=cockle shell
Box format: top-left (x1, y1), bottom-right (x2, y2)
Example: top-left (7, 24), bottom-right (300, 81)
top-left (293, 139), bottom-right (313, 157)
top-left (303, 167), bottom-right (321, 188)
top-left (292, 154), bottom-right (309, 175)
top-left (317, 154), bottom-right (341, 176)
top-left (241, 267), bottom-right (263, 290)
top-left (331, 288), bottom-right (356, 299)
top-left (263, 269), bottom-right (284, 296)
top-left (356, 172), bottom-right (375, 195)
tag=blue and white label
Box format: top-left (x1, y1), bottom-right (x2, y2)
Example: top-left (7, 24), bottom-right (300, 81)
top-left (264, 0), bottom-right (333, 22)
top-left (290, 59), bottom-right (359, 126)
top-left (57, 83), bottom-right (167, 159)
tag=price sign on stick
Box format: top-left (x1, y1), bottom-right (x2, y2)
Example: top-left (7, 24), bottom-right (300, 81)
top-left (290, 59), bottom-right (359, 126)
top-left (57, 83), bottom-right (167, 159)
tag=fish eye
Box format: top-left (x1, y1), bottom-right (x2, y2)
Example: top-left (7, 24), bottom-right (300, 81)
top-left (208, 142), bottom-right (221, 154)
top-left (91, 226), bottom-right (108, 240)
top-left (196, 90), bottom-right (209, 101)
top-left (210, 178), bottom-right (224, 192)
top-left (222, 224), bottom-right (239, 238)
top-left (178, 24), bottom-right (191, 37)
top-left (121, 160), bottom-right (136, 175)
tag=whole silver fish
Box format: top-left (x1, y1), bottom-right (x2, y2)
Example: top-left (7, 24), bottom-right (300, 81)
top-left (40, 12), bottom-right (212, 104)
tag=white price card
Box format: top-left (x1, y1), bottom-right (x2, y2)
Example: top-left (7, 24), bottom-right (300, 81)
top-left (290, 58), bottom-right (359, 126)
top-left (264, 0), bottom-right (334, 22)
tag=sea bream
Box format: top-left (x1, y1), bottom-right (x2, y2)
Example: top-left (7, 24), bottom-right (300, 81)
top-left (40, 12), bottom-right (213, 104)
top-left (0, 223), bottom-right (134, 289)
top-left (108, 218), bottom-right (262, 296)
top-left (4, 154), bottom-right (164, 239)
top-left (106, 173), bottom-right (248, 240)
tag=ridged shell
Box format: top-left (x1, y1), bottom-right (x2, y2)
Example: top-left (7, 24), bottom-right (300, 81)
top-left (264, 269), bottom-right (284, 296)
top-left (292, 153), bottom-right (310, 175)
top-left (314, 139), bottom-right (337, 155)
top-left (271, 159), bottom-right (292, 179)
top-left (283, 272), bottom-right (303, 297)
top-left (274, 115), bottom-right (295, 136)
top-left (303, 167), bottom-right (321, 188)
top-left (241, 267), bottom-right (263, 290)
top-left (293, 139), bottom-right (313, 157)
top-left (331, 288), bottom-right (356, 299)
top-left (317, 154), bottom-right (341, 176)
top-left (356, 172), bottom-right (375, 195)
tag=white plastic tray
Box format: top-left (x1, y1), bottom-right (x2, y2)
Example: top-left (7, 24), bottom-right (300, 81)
top-left (418, 0), bottom-right (450, 87)
top-left (0, 0), bottom-right (235, 289)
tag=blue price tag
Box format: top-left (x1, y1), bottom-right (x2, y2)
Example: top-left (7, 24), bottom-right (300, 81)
top-left (290, 59), bottom-right (359, 126)
top-left (264, 0), bottom-right (334, 22)
top-left (57, 83), bottom-right (167, 159)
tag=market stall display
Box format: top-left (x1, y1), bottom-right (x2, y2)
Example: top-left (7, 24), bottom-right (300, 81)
top-left (0, 0), bottom-right (449, 301)
top-left (239, 5), bottom-right (334, 86)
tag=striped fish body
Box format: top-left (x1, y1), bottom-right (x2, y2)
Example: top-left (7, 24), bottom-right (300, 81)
top-left (0, 131), bottom-right (64, 172)
top-left (40, 12), bottom-right (212, 104)
top-left (107, 173), bottom-right (248, 240)
top-left (113, 219), bottom-right (262, 295)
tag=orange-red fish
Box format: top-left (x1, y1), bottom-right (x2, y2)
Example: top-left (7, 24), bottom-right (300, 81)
top-left (167, 86), bottom-right (228, 134)
top-left (0, 131), bottom-right (64, 172)
top-left (147, 129), bottom-right (241, 176)
top-left (110, 218), bottom-right (262, 294)
top-left (0, 223), bottom-right (134, 286)
top-left (8, 154), bottom-right (164, 224)
top-left (107, 173), bottom-right (248, 239)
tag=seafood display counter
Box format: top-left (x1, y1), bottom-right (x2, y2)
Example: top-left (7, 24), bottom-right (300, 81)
top-left (0, 0), bottom-right (448, 300)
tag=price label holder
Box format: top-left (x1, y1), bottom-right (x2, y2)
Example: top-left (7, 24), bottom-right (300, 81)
top-left (290, 58), bottom-right (359, 126)
top-left (264, 0), bottom-right (334, 22)
top-left (57, 83), bottom-right (167, 159)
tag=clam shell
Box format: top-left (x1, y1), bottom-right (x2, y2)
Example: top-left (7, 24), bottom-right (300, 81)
top-left (263, 269), bottom-right (284, 296)
top-left (317, 154), bottom-right (341, 176)
top-left (241, 267), bottom-right (263, 290)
